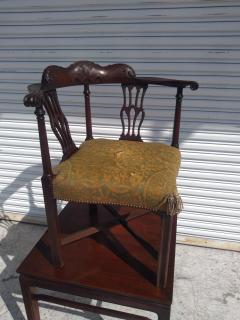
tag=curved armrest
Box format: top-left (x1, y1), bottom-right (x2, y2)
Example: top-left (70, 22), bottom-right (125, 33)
top-left (24, 91), bottom-right (43, 108)
top-left (26, 76), bottom-right (199, 95)
top-left (28, 83), bottom-right (42, 92)
top-left (135, 77), bottom-right (199, 90)
top-left (27, 83), bottom-right (56, 95)
top-left (24, 82), bottom-right (62, 108)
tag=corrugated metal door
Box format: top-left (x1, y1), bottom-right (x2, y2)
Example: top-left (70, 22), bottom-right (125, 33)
top-left (0, 0), bottom-right (239, 247)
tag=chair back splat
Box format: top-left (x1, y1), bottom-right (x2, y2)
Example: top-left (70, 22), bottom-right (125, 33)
top-left (120, 84), bottom-right (148, 142)
top-left (42, 89), bottom-right (78, 160)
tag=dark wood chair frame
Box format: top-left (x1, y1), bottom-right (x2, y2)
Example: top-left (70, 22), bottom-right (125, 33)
top-left (20, 61), bottom-right (198, 320)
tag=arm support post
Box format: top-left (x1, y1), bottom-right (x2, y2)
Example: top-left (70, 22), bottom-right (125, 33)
top-left (35, 106), bottom-right (53, 175)
top-left (83, 84), bottom-right (93, 140)
top-left (171, 87), bottom-right (183, 149)
top-left (24, 92), bottom-right (53, 176)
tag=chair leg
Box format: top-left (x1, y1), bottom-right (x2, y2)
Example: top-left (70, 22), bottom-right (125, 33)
top-left (156, 307), bottom-right (171, 320)
top-left (157, 214), bottom-right (174, 288)
top-left (19, 275), bottom-right (40, 320)
top-left (42, 177), bottom-right (63, 267)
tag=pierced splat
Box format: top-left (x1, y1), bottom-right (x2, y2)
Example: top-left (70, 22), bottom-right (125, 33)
top-left (120, 84), bottom-right (148, 141)
top-left (43, 90), bottom-right (78, 160)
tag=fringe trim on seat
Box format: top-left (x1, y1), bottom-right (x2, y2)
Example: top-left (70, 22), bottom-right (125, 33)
top-left (53, 192), bottom-right (183, 216)
top-left (165, 193), bottom-right (183, 216)
top-left (151, 193), bottom-right (183, 216)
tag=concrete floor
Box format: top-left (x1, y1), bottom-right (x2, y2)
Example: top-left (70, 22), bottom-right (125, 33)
top-left (0, 219), bottom-right (239, 320)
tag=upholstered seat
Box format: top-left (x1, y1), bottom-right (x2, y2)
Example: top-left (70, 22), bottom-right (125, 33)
top-left (52, 139), bottom-right (182, 215)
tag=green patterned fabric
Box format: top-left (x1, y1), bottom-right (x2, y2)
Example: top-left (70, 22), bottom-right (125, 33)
top-left (52, 139), bottom-right (182, 215)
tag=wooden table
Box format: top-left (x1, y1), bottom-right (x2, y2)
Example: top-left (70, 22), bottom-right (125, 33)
top-left (17, 203), bottom-right (176, 320)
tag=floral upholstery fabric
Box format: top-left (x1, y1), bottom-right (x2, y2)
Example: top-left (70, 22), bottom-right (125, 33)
top-left (52, 139), bottom-right (182, 215)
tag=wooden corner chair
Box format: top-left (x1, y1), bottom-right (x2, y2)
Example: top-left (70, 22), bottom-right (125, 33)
top-left (23, 61), bottom-right (198, 290)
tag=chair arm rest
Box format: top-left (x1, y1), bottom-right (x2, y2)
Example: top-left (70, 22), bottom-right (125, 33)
top-left (24, 91), bottom-right (44, 108)
top-left (27, 82), bottom-right (61, 93)
top-left (24, 82), bottom-right (55, 108)
top-left (135, 77), bottom-right (199, 90)
top-left (26, 78), bottom-right (199, 92)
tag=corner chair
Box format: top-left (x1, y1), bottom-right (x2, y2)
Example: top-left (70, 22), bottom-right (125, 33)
top-left (18, 61), bottom-right (198, 320)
